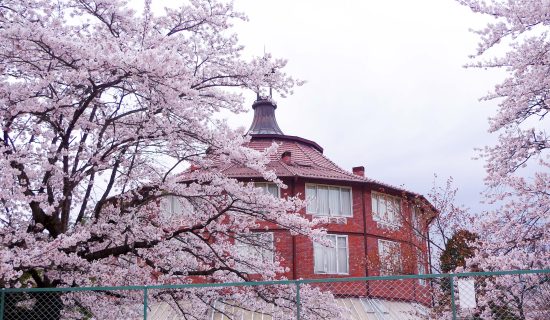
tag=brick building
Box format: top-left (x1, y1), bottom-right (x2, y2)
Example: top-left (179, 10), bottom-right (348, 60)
top-left (152, 97), bottom-right (438, 319)
top-left (224, 97), bottom-right (436, 301)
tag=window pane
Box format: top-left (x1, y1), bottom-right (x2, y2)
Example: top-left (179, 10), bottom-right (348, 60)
top-left (391, 243), bottom-right (401, 274)
top-left (235, 233), bottom-right (274, 272)
top-left (379, 241), bottom-right (386, 258)
top-left (235, 240), bottom-right (248, 256)
top-left (417, 249), bottom-right (424, 272)
top-left (315, 235), bottom-right (349, 274)
top-left (336, 236), bottom-right (349, 274)
top-left (162, 195), bottom-right (184, 217)
top-left (379, 196), bottom-right (387, 220)
top-left (306, 185), bottom-right (317, 213)
top-left (160, 196), bottom-right (171, 218)
top-left (387, 198), bottom-right (395, 222)
top-left (255, 182), bottom-right (278, 197)
top-left (372, 194), bottom-right (404, 225)
top-left (393, 199), bottom-right (401, 223)
top-left (378, 240), bottom-right (402, 275)
top-left (337, 236), bottom-right (347, 249)
top-left (371, 194), bottom-right (380, 219)
top-left (258, 233), bottom-right (274, 261)
top-left (413, 206), bottom-right (421, 230)
top-left (313, 243), bottom-right (325, 273)
top-left (317, 186), bottom-right (329, 215)
top-left (338, 247), bottom-right (348, 274)
top-left (327, 245), bottom-right (337, 273)
top-left (329, 187), bottom-right (340, 216)
top-left (341, 188), bottom-right (351, 216)
top-left (267, 184), bottom-right (278, 197)
top-left (393, 255), bottom-right (402, 274)
top-left (264, 251), bottom-right (274, 264)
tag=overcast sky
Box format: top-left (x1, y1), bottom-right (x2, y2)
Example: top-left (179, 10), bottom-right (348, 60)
top-left (222, 0), bottom-right (506, 213)
top-left (156, 0), bottom-right (504, 212)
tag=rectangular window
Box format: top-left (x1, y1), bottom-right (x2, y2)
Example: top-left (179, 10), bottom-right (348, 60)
top-left (314, 234), bottom-right (349, 274)
top-left (417, 248), bottom-right (427, 285)
top-left (371, 193), bottom-right (402, 226)
top-left (306, 184), bottom-right (352, 217)
top-left (378, 239), bottom-right (402, 275)
top-left (235, 232), bottom-right (274, 272)
top-left (161, 195), bottom-right (191, 218)
top-left (255, 182), bottom-right (279, 198)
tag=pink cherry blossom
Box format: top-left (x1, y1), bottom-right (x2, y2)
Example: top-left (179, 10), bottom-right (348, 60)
top-left (458, 0), bottom-right (550, 317)
top-left (0, 0), bottom-right (335, 318)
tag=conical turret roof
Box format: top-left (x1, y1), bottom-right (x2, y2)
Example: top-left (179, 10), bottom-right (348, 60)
top-left (247, 97), bottom-right (284, 135)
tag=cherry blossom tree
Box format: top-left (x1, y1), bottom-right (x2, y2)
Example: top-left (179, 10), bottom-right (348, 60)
top-left (456, 0), bottom-right (550, 318)
top-left (0, 0), bottom-right (336, 318)
top-left (425, 175), bottom-right (472, 273)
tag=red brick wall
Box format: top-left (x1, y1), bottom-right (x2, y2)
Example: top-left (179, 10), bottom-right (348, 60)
top-left (252, 177), bottom-right (433, 303)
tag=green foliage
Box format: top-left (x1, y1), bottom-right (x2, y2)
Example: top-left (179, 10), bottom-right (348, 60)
top-left (440, 229), bottom-right (478, 273)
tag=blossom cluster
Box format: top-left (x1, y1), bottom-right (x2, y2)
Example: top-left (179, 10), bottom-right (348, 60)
top-left (0, 0), bottom-right (335, 318)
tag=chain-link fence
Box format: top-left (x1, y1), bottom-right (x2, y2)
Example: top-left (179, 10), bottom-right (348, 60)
top-left (1, 270), bottom-right (548, 319)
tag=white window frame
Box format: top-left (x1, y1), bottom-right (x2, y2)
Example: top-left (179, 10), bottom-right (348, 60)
top-left (378, 239), bottom-right (403, 276)
top-left (314, 234), bottom-right (349, 275)
top-left (371, 192), bottom-right (402, 226)
top-left (235, 232), bottom-right (275, 272)
top-left (254, 182), bottom-right (280, 198)
top-left (305, 183), bottom-right (353, 218)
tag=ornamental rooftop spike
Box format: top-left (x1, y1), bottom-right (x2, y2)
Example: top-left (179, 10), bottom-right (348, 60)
top-left (246, 97), bottom-right (284, 135)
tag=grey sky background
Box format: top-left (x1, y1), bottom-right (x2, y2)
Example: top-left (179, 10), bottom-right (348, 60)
top-left (226, 0), bottom-right (505, 213)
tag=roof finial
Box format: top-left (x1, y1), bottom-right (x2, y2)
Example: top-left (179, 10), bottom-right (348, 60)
top-left (256, 48), bottom-right (275, 100)
top-left (269, 68), bottom-right (274, 99)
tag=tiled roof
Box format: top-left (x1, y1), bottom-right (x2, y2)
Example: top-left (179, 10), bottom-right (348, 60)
top-left (196, 97), bottom-right (434, 211)
top-left (219, 136), bottom-right (366, 183)
top-left (213, 135), bottom-right (437, 211)
top-left (187, 135), bottom-right (434, 214)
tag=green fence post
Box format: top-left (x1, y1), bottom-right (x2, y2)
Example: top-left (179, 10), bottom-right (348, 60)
top-left (296, 281), bottom-right (301, 320)
top-left (143, 287), bottom-right (148, 320)
top-left (449, 275), bottom-right (457, 320)
top-left (0, 288), bottom-right (5, 320)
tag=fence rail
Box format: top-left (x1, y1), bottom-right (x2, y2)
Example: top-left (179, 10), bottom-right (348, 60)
top-left (1, 269), bottom-right (549, 320)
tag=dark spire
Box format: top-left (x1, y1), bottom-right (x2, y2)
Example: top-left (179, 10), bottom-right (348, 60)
top-left (247, 97), bottom-right (284, 135)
